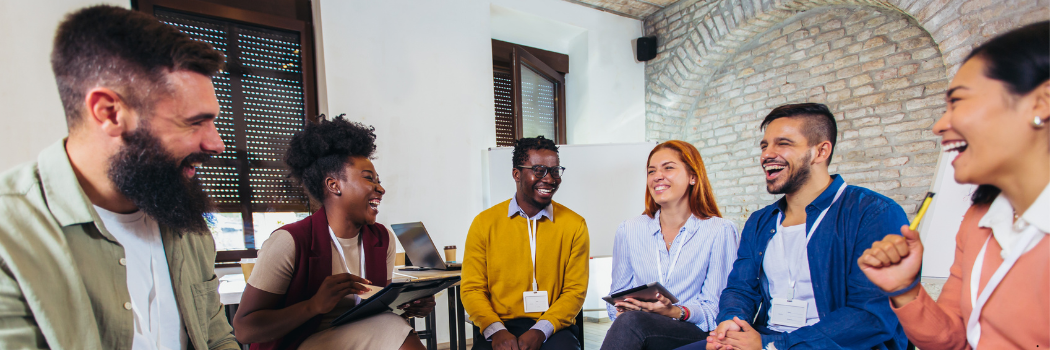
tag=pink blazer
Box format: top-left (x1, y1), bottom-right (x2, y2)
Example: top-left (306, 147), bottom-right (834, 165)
top-left (891, 204), bottom-right (1049, 349)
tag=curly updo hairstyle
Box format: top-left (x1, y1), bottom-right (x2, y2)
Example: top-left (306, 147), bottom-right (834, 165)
top-left (286, 114), bottom-right (377, 202)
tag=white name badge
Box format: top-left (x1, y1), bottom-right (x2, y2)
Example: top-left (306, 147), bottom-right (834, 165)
top-left (769, 298), bottom-right (808, 328)
top-left (523, 291), bottom-right (550, 313)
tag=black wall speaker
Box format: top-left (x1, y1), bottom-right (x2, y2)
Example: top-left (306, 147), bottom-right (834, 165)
top-left (636, 36), bottom-right (657, 62)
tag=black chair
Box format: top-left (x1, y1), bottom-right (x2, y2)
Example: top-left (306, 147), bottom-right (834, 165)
top-left (471, 312), bottom-right (585, 349)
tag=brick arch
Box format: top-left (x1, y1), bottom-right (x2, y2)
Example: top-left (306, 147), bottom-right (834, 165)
top-left (644, 0), bottom-right (1047, 141)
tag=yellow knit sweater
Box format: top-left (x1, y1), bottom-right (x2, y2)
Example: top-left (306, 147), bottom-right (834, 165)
top-left (461, 199), bottom-right (590, 333)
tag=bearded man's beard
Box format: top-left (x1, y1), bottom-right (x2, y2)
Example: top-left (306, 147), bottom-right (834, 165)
top-left (766, 151), bottom-right (813, 195)
top-left (108, 126), bottom-right (214, 233)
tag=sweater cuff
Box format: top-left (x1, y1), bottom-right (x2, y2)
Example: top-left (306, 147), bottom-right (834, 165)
top-left (531, 320), bottom-right (554, 341)
top-left (482, 322), bottom-right (506, 341)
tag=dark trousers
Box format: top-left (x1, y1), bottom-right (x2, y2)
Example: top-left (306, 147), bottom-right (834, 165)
top-left (472, 318), bottom-right (581, 350)
top-left (599, 311), bottom-right (709, 350)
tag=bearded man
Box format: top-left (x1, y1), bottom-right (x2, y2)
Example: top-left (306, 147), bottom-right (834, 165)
top-left (677, 103), bottom-right (910, 350)
top-left (0, 5), bottom-right (238, 350)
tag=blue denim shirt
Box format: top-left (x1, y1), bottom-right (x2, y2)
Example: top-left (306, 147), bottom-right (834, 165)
top-left (716, 175), bottom-right (909, 350)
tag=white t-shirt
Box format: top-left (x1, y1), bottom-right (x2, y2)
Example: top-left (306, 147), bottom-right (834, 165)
top-left (763, 223), bottom-right (820, 333)
top-left (94, 206), bottom-right (187, 350)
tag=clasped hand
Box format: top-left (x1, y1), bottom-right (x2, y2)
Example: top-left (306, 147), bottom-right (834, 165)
top-left (492, 329), bottom-right (545, 350)
top-left (706, 317), bottom-right (761, 350)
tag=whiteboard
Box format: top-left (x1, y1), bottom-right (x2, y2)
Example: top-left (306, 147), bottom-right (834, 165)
top-left (918, 151), bottom-right (977, 278)
top-left (486, 142), bottom-right (657, 257)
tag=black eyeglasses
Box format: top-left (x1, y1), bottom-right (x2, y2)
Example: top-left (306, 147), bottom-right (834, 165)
top-left (515, 165), bottom-right (567, 179)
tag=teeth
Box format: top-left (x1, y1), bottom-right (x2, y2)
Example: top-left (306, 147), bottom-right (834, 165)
top-left (654, 185), bottom-right (670, 191)
top-left (368, 199), bottom-right (380, 208)
top-left (191, 162), bottom-right (202, 167)
top-left (538, 189), bottom-right (552, 194)
top-left (763, 165), bottom-right (786, 171)
top-left (943, 140), bottom-right (968, 153)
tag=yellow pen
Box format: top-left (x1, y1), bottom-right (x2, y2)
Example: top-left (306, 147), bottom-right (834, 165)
top-left (909, 192), bottom-right (936, 231)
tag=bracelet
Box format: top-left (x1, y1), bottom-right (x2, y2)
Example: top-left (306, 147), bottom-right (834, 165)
top-left (681, 306), bottom-right (691, 321)
top-left (883, 278), bottom-right (921, 297)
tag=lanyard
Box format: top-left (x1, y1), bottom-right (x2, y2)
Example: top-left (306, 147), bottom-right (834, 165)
top-left (966, 225), bottom-right (1044, 349)
top-left (521, 210), bottom-right (540, 291)
top-left (774, 181), bottom-right (847, 299)
top-left (329, 227), bottom-right (366, 277)
top-left (656, 230), bottom-right (685, 285)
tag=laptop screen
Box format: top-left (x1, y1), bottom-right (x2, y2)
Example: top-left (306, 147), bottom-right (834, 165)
top-left (390, 222), bottom-right (446, 269)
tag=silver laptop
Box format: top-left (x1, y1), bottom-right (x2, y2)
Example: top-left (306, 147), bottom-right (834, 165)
top-left (390, 222), bottom-right (461, 270)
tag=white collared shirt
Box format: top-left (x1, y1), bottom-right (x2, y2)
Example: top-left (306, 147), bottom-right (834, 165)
top-left (94, 206), bottom-right (187, 350)
top-left (977, 183), bottom-right (1050, 259)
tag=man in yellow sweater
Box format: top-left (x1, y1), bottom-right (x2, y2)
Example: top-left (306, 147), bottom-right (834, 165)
top-left (463, 136), bottom-right (590, 350)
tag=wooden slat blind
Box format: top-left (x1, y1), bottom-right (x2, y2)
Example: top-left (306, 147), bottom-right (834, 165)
top-left (156, 8), bottom-right (310, 214)
top-left (494, 67), bottom-right (516, 147)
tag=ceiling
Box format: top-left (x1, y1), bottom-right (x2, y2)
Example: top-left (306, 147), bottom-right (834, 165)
top-left (561, 0), bottom-right (681, 19)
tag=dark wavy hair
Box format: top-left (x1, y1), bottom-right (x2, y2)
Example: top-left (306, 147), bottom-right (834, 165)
top-left (285, 115), bottom-right (377, 202)
top-left (512, 136), bottom-right (559, 168)
top-left (51, 5), bottom-right (224, 129)
top-left (964, 21), bottom-right (1049, 204)
top-left (760, 103), bottom-right (838, 165)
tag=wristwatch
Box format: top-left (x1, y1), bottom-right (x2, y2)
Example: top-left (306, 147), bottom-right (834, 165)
top-left (672, 306), bottom-right (685, 321)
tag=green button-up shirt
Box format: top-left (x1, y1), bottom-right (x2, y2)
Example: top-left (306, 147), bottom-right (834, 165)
top-left (0, 140), bottom-right (238, 350)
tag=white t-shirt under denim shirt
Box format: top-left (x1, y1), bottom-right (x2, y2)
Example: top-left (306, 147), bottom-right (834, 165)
top-left (94, 206), bottom-right (188, 350)
top-left (763, 223), bottom-right (821, 333)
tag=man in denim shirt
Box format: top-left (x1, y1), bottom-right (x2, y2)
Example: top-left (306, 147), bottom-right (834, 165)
top-left (679, 103), bottom-right (909, 350)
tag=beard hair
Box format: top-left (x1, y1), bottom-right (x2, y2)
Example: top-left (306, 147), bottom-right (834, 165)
top-left (108, 126), bottom-right (214, 234)
top-left (767, 151), bottom-right (813, 195)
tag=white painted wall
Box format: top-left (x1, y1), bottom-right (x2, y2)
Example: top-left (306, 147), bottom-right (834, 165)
top-left (0, 0), bottom-right (126, 171)
top-left (317, 0), bottom-right (644, 342)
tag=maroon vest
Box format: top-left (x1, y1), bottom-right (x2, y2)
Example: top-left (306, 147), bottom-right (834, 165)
top-left (250, 207), bottom-right (390, 350)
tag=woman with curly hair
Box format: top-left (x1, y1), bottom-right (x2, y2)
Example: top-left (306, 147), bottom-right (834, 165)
top-left (232, 115), bottom-right (433, 350)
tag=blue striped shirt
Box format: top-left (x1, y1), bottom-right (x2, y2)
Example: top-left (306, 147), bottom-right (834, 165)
top-left (606, 211), bottom-right (739, 331)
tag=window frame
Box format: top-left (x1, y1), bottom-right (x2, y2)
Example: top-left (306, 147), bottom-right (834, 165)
top-left (492, 40), bottom-right (569, 145)
top-left (135, 0), bottom-right (319, 263)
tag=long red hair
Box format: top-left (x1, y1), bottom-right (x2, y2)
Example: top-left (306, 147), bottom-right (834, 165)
top-left (643, 140), bottom-right (722, 219)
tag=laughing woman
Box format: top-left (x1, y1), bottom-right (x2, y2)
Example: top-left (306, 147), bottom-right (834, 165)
top-left (600, 141), bottom-right (740, 350)
top-left (232, 116), bottom-right (434, 350)
top-left (858, 21), bottom-right (1049, 349)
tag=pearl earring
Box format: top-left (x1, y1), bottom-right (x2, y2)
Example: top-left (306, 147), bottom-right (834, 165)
top-left (1033, 116), bottom-right (1047, 129)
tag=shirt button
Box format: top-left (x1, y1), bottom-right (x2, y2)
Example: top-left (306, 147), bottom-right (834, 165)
top-left (770, 229), bottom-right (775, 233)
top-left (124, 302), bottom-right (132, 310)
top-left (119, 258), bottom-right (127, 266)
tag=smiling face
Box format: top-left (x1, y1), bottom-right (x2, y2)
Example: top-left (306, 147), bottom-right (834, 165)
top-left (107, 70), bottom-right (225, 233)
top-left (141, 70), bottom-right (226, 178)
top-left (647, 148), bottom-right (696, 209)
top-left (934, 57), bottom-right (1049, 186)
top-left (513, 149), bottom-right (561, 212)
top-left (330, 156), bottom-right (385, 226)
top-left (760, 117), bottom-right (821, 195)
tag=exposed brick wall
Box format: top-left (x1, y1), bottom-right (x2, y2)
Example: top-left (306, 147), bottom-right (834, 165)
top-left (642, 0), bottom-right (1049, 225)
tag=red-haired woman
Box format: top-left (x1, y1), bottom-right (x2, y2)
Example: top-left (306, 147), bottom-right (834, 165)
top-left (599, 141), bottom-right (740, 350)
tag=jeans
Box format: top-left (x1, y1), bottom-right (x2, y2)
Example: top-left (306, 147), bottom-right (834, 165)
top-left (472, 318), bottom-right (581, 350)
top-left (599, 311), bottom-right (709, 350)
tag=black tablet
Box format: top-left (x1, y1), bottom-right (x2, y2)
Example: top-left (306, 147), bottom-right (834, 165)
top-left (602, 282), bottom-right (679, 305)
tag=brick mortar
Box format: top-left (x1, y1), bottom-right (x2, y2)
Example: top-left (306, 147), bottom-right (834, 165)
top-left (643, 0), bottom-right (1049, 226)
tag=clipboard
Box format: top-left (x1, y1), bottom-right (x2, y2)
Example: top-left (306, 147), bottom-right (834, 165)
top-left (602, 282), bottom-right (678, 305)
top-left (330, 276), bottom-right (460, 327)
